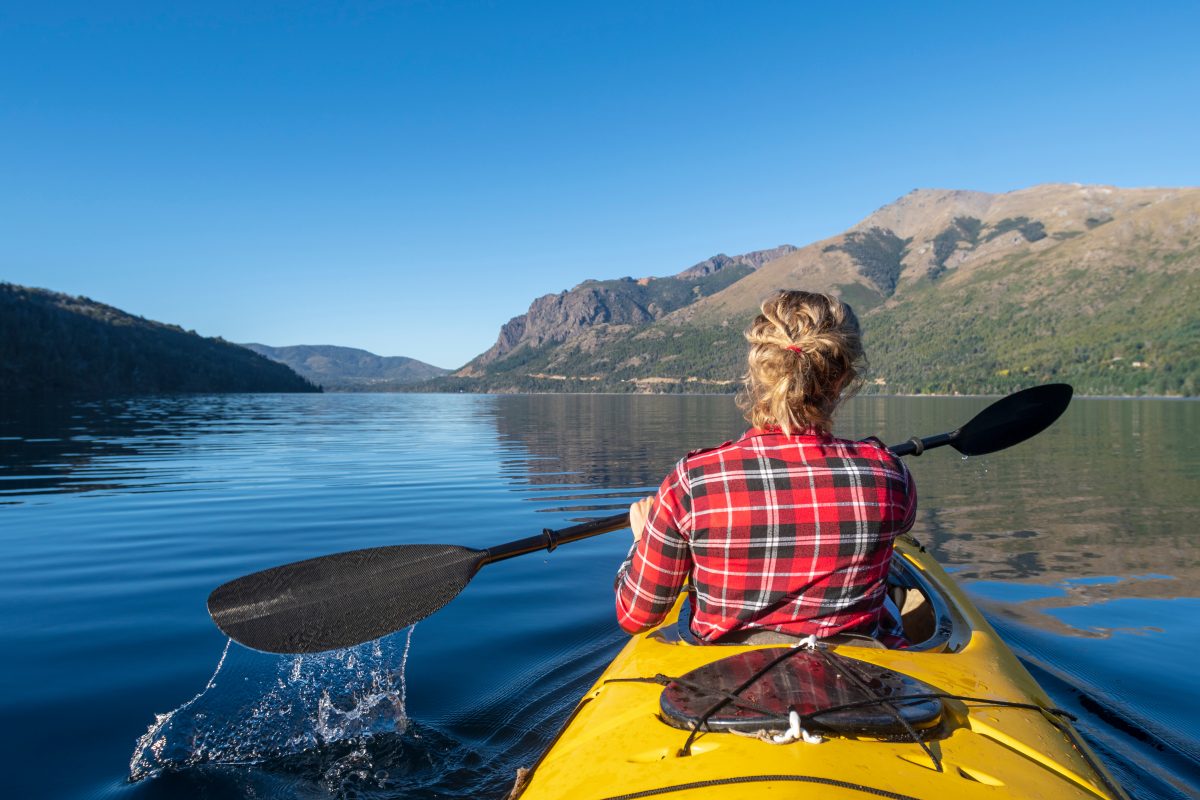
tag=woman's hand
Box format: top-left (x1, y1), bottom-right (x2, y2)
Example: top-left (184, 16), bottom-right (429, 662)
top-left (629, 496), bottom-right (654, 543)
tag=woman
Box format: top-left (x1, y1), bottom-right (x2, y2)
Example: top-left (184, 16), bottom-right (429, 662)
top-left (615, 290), bottom-right (916, 645)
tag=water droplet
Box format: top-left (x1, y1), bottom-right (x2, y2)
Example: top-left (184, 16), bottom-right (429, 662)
top-left (129, 626), bottom-right (416, 782)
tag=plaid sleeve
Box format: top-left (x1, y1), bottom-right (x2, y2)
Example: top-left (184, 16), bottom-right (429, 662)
top-left (615, 458), bottom-right (693, 634)
top-left (863, 437), bottom-right (918, 535)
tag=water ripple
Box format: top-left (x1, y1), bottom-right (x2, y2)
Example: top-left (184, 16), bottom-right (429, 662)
top-left (0, 393), bottom-right (1195, 799)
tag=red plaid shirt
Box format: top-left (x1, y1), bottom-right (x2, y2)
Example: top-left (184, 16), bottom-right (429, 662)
top-left (615, 429), bottom-right (917, 642)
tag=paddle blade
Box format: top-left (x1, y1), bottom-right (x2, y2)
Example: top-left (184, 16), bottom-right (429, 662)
top-left (208, 544), bottom-right (485, 654)
top-left (952, 383), bottom-right (1073, 456)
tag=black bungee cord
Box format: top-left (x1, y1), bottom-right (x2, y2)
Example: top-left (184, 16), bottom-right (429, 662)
top-left (602, 650), bottom-right (1080, 759)
top-left (812, 645), bottom-right (942, 772)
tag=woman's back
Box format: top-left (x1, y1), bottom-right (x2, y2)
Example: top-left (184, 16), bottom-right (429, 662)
top-left (683, 429), bottom-right (915, 640)
top-left (616, 429), bottom-right (915, 641)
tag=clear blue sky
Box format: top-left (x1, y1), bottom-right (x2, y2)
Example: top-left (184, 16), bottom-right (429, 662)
top-left (2, 2), bottom-right (1197, 368)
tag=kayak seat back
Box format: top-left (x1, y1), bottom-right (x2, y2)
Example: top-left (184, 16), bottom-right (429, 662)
top-left (720, 628), bottom-right (887, 649)
top-left (654, 542), bottom-right (969, 653)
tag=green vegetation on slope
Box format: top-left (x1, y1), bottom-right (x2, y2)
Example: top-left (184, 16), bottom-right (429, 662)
top-left (985, 216), bottom-right (1047, 243)
top-left (832, 282), bottom-right (886, 315)
top-left (822, 227), bottom-right (912, 296)
top-left (862, 252), bottom-right (1200, 396)
top-left (930, 216), bottom-right (983, 279)
top-left (1, 284), bottom-right (320, 396)
top-left (422, 322), bottom-right (747, 393)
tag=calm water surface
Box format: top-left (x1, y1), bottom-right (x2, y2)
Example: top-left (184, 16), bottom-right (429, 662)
top-left (1, 394), bottom-right (1197, 799)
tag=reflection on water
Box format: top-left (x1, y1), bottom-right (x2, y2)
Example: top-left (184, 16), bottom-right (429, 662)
top-left (0, 392), bottom-right (1196, 799)
top-left (484, 394), bottom-right (1200, 596)
top-left (490, 394), bottom-right (744, 482)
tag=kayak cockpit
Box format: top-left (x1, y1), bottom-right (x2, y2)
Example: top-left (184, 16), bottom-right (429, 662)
top-left (653, 535), bottom-right (971, 653)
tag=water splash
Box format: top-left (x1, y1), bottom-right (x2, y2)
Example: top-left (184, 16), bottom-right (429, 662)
top-left (130, 637), bottom-right (233, 776)
top-left (130, 626), bottom-right (415, 782)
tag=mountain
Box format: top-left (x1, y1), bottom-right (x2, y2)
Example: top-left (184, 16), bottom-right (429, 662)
top-left (459, 245), bottom-right (797, 371)
top-left (427, 184), bottom-right (1199, 396)
top-left (243, 344), bottom-right (449, 390)
top-left (0, 284), bottom-right (319, 396)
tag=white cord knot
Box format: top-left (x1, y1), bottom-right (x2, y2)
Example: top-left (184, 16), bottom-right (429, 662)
top-left (770, 709), bottom-right (824, 745)
top-left (791, 634), bottom-right (819, 650)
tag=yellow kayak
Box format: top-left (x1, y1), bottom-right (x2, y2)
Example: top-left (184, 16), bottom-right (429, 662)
top-left (513, 535), bottom-right (1129, 800)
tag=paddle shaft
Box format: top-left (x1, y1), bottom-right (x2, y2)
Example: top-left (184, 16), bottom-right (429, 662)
top-left (482, 513), bottom-right (632, 566)
top-left (888, 431), bottom-right (956, 458)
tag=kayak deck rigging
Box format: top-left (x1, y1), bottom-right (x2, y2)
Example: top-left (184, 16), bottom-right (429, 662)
top-left (513, 536), bottom-right (1129, 800)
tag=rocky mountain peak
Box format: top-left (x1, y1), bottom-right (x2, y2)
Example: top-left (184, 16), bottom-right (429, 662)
top-left (675, 245), bottom-right (799, 278)
top-left (460, 245), bottom-right (796, 371)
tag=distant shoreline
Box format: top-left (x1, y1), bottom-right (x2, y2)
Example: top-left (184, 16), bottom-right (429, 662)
top-left (2, 389), bottom-right (1193, 403)
top-left (320, 389), bottom-right (1199, 401)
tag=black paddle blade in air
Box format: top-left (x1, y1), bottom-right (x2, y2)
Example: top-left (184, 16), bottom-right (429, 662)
top-left (208, 544), bottom-right (486, 654)
top-left (952, 383), bottom-right (1073, 456)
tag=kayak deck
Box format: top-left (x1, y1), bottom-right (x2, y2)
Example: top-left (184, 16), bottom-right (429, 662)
top-left (515, 536), bottom-right (1128, 800)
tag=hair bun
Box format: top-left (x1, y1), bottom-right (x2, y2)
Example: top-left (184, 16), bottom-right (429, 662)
top-left (738, 290), bottom-right (864, 434)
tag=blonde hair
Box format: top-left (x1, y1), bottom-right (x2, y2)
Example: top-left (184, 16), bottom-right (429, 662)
top-left (736, 290), bottom-right (864, 434)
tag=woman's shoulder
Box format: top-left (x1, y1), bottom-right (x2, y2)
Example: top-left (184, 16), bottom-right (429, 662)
top-left (678, 432), bottom-right (900, 464)
top-left (849, 438), bottom-right (912, 474)
top-left (845, 434), bottom-right (889, 452)
top-left (680, 438), bottom-right (738, 465)
top-left (836, 435), bottom-right (911, 470)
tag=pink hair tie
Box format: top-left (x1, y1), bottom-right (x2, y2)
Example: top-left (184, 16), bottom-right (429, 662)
top-left (786, 345), bottom-right (804, 355)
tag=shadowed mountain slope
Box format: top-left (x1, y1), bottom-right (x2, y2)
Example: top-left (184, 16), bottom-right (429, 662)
top-left (1, 284), bottom-right (319, 396)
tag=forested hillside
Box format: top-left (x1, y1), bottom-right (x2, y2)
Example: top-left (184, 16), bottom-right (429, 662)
top-left (1, 284), bottom-right (319, 396)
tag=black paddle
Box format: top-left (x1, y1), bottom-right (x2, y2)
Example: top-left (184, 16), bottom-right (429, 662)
top-left (208, 383), bottom-right (1072, 654)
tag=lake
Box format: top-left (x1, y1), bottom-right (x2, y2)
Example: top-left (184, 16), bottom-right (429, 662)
top-left (1, 393), bottom-right (1197, 799)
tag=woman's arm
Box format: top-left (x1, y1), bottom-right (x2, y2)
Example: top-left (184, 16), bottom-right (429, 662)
top-left (615, 465), bottom-right (692, 633)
